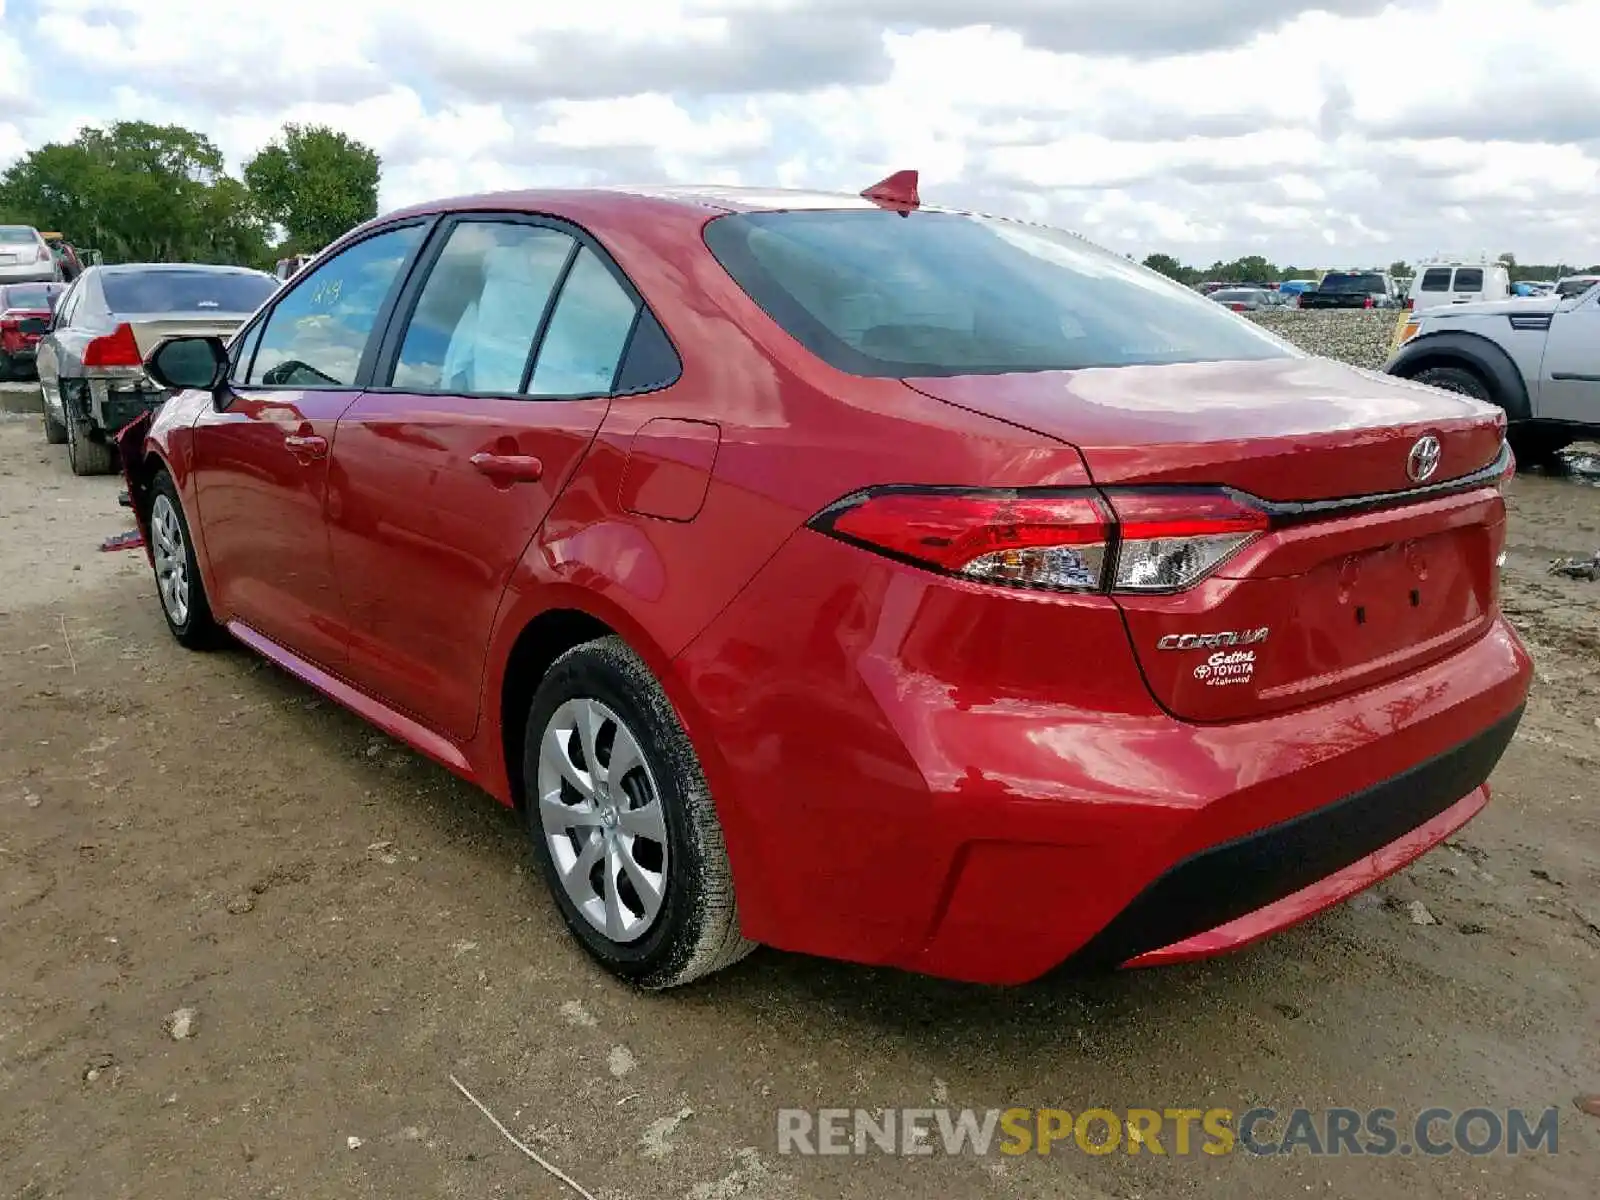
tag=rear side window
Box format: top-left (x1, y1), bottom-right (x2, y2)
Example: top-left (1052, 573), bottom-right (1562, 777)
top-left (527, 247), bottom-right (640, 397)
top-left (101, 270), bottom-right (277, 315)
top-left (1419, 268), bottom-right (1452, 292)
top-left (1452, 268), bottom-right (1484, 291)
top-left (704, 210), bottom-right (1293, 377)
top-left (391, 221), bottom-right (576, 394)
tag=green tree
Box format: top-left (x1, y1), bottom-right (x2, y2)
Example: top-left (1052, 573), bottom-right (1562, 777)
top-left (244, 124), bottom-right (380, 252)
top-left (1389, 260), bottom-right (1411, 278)
top-left (0, 121), bottom-right (268, 264)
top-left (1141, 253), bottom-right (1190, 283)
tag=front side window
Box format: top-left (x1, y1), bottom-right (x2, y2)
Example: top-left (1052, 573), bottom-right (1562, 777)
top-left (704, 210), bottom-right (1294, 378)
top-left (229, 320), bottom-right (264, 381)
top-left (392, 222), bottom-right (576, 394)
top-left (250, 224), bottom-right (424, 388)
top-left (527, 247), bottom-right (640, 397)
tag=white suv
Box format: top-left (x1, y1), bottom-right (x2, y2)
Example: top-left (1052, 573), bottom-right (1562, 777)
top-left (1408, 260), bottom-right (1510, 312)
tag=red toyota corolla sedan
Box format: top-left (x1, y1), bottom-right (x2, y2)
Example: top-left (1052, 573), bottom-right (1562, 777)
top-left (125, 174), bottom-right (1531, 988)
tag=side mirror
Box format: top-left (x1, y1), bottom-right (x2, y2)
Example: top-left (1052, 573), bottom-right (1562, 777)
top-left (146, 335), bottom-right (229, 394)
top-left (17, 316), bottom-right (48, 336)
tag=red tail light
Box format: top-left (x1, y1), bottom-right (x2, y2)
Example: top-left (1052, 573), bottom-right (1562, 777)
top-left (810, 487), bottom-right (1269, 594)
top-left (82, 322), bottom-right (143, 368)
top-left (36, 246), bottom-right (51, 264)
top-left (1405, 298), bottom-right (1414, 310)
top-left (1227, 302), bottom-right (1246, 312)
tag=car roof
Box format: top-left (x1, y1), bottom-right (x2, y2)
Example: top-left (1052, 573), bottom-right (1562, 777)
top-left (97, 263), bottom-right (274, 277)
top-left (386, 184), bottom-right (894, 222)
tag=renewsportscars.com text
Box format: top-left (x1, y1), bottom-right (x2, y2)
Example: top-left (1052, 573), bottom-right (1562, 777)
top-left (776, 1106), bottom-right (1561, 1157)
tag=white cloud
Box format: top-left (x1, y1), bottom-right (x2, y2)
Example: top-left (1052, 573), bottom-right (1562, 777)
top-left (0, 0), bottom-right (1595, 265)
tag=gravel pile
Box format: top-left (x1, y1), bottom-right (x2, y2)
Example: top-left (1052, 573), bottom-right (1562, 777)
top-left (1245, 308), bottom-right (1405, 371)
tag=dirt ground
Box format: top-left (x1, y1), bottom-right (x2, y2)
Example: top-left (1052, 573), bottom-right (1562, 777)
top-left (0, 390), bottom-right (1596, 1200)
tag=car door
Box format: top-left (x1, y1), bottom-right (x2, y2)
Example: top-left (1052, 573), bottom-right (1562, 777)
top-left (326, 214), bottom-right (644, 739)
top-left (1535, 288), bottom-right (1600, 424)
top-left (34, 274), bottom-right (86, 407)
top-left (189, 221), bottom-right (430, 669)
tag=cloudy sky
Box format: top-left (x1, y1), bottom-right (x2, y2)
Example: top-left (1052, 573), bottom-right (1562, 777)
top-left (1, 0), bottom-right (1595, 266)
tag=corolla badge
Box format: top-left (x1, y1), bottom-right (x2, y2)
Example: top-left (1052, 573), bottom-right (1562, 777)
top-left (1407, 434), bottom-right (1442, 483)
top-left (1156, 628), bottom-right (1269, 651)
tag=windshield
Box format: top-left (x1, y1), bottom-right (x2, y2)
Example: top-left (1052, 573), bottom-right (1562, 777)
top-left (101, 269), bottom-right (276, 315)
top-left (0, 226), bottom-right (38, 245)
top-left (1555, 278), bottom-right (1598, 299)
top-left (0, 284), bottom-right (59, 310)
top-left (704, 210), bottom-right (1293, 377)
top-left (1318, 273), bottom-right (1385, 294)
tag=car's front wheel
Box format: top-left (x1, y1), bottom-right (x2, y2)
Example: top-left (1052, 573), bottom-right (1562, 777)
top-left (523, 636), bottom-right (754, 989)
top-left (1412, 364), bottom-right (1492, 403)
top-left (147, 471), bottom-right (226, 649)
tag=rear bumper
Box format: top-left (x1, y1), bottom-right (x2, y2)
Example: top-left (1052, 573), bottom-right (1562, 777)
top-left (1073, 707), bottom-right (1518, 970)
top-left (0, 269), bottom-right (58, 285)
top-left (676, 530), bottom-right (1533, 985)
top-left (80, 376), bottom-right (166, 434)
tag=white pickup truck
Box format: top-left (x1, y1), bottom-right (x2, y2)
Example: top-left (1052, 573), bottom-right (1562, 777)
top-left (1385, 279), bottom-right (1599, 465)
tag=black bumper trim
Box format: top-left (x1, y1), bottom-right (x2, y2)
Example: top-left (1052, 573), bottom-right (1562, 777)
top-left (1066, 705), bottom-right (1524, 971)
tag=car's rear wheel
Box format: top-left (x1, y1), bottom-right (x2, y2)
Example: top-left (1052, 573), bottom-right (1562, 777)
top-left (148, 471), bottom-right (226, 649)
top-left (522, 636), bottom-right (754, 989)
top-left (63, 386), bottom-right (115, 475)
top-left (41, 383), bottom-right (67, 445)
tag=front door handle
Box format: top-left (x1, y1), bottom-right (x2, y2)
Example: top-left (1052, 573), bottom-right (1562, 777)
top-left (470, 452), bottom-right (544, 484)
top-left (284, 433), bottom-right (328, 460)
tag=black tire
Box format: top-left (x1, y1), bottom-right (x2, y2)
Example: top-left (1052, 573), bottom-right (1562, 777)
top-left (63, 385), bottom-right (116, 476)
top-left (1412, 364), bottom-right (1492, 403)
top-left (522, 636), bottom-right (754, 989)
top-left (147, 470), bottom-right (226, 650)
top-left (41, 383), bottom-right (67, 445)
top-left (0, 353), bottom-right (10, 382)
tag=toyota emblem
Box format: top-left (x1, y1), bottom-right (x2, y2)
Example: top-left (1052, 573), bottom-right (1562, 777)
top-left (1407, 435), bottom-right (1441, 483)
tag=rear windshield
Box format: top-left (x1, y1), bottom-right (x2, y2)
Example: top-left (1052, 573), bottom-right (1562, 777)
top-left (0, 226), bottom-right (38, 245)
top-left (1419, 268), bottom-right (1453, 292)
top-left (101, 270), bottom-right (276, 315)
top-left (1556, 278), bottom-right (1599, 298)
top-left (0, 284), bottom-right (59, 309)
top-left (1319, 273), bottom-right (1386, 294)
top-left (703, 210), bottom-right (1294, 377)
top-left (1453, 267), bottom-right (1484, 291)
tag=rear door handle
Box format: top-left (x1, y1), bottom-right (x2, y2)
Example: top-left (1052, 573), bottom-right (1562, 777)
top-left (470, 452), bottom-right (544, 484)
top-left (284, 433), bottom-right (328, 460)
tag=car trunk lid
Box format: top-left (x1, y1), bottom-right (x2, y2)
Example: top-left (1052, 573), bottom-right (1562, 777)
top-left (903, 357), bottom-right (1509, 721)
top-left (117, 313), bottom-right (251, 357)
